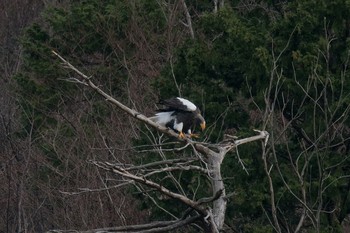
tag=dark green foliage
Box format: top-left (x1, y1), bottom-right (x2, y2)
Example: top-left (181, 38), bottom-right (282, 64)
top-left (152, 1), bottom-right (350, 232)
top-left (15, 0), bottom-right (350, 232)
top-left (16, 0), bottom-right (150, 139)
top-left (155, 7), bottom-right (271, 142)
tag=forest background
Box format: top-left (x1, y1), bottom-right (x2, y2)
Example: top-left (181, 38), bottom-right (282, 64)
top-left (1, 0), bottom-right (350, 232)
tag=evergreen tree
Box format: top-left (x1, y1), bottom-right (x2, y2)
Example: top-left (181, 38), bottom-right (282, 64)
top-left (11, 0), bottom-right (350, 232)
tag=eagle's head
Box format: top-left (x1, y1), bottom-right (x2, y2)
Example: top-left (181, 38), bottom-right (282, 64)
top-left (195, 110), bottom-right (206, 131)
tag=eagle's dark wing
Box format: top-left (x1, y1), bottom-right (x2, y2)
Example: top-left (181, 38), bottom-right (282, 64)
top-left (150, 97), bottom-right (206, 138)
top-left (158, 97), bottom-right (197, 112)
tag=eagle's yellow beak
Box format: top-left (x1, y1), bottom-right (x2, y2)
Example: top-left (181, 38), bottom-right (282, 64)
top-left (200, 121), bottom-right (206, 131)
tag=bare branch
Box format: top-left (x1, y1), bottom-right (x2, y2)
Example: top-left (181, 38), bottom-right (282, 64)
top-left (59, 181), bottom-right (133, 196)
top-left (125, 157), bottom-right (198, 171)
top-left (47, 214), bottom-right (201, 233)
top-left (180, 0), bottom-right (194, 39)
top-left (92, 161), bottom-right (209, 216)
top-left (52, 50), bottom-right (180, 140)
top-left (142, 165), bottom-right (210, 176)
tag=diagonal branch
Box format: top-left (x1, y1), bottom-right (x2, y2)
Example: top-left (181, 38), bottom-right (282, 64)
top-left (52, 50), bottom-right (217, 157)
top-left (52, 50), bottom-right (179, 139)
top-left (92, 160), bottom-right (209, 216)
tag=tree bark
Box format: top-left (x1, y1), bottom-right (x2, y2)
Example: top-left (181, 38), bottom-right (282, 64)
top-left (210, 151), bottom-right (226, 230)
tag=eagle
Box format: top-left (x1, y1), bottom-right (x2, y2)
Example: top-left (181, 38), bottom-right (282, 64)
top-left (150, 97), bottom-right (206, 138)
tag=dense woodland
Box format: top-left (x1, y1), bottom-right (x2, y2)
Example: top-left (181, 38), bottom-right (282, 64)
top-left (1, 0), bottom-right (350, 232)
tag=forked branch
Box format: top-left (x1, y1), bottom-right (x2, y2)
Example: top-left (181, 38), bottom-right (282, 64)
top-left (52, 51), bottom-right (269, 233)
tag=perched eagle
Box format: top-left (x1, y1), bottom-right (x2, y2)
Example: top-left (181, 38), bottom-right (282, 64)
top-left (150, 97), bottom-right (206, 138)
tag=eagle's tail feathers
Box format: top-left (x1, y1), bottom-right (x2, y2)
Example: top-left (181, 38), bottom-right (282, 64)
top-left (149, 111), bottom-right (175, 127)
top-left (148, 115), bottom-right (158, 122)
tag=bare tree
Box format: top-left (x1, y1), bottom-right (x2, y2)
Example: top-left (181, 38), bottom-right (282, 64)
top-left (0, 1), bottom-right (47, 232)
top-left (180, 0), bottom-right (194, 39)
top-left (213, 0), bottom-right (225, 13)
top-left (254, 25), bottom-right (350, 233)
top-left (49, 51), bottom-right (269, 233)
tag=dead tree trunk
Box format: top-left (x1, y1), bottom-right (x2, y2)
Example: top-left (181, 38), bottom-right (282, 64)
top-left (210, 151), bottom-right (226, 230)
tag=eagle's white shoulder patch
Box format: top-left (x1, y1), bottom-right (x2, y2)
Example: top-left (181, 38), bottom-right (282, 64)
top-left (177, 97), bottom-right (197, 111)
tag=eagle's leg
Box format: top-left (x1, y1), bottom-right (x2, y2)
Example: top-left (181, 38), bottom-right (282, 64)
top-left (178, 131), bottom-right (186, 139)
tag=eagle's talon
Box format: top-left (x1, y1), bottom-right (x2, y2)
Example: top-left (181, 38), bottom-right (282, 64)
top-left (178, 132), bottom-right (186, 139)
top-left (190, 133), bottom-right (200, 138)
